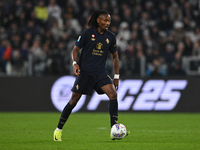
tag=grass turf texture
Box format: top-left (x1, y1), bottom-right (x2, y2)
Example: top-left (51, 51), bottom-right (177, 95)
top-left (0, 112), bottom-right (199, 150)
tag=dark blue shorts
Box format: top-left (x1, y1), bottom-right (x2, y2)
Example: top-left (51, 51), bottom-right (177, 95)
top-left (71, 72), bottom-right (113, 96)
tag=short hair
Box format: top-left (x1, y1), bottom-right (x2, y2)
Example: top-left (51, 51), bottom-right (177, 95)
top-left (88, 10), bottom-right (109, 28)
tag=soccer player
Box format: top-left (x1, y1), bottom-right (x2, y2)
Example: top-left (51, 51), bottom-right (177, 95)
top-left (53, 9), bottom-right (129, 141)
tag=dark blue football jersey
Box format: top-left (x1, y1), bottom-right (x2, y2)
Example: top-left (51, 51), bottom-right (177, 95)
top-left (75, 27), bottom-right (117, 75)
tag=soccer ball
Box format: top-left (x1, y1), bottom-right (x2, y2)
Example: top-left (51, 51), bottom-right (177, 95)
top-left (110, 123), bottom-right (127, 140)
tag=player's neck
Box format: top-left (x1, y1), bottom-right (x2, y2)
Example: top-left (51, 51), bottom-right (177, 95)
top-left (96, 27), bottom-right (105, 34)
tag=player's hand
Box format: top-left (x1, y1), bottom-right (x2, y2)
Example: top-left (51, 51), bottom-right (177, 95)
top-left (73, 64), bottom-right (80, 76)
top-left (113, 79), bottom-right (119, 90)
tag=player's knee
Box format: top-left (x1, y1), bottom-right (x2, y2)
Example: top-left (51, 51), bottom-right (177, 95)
top-left (69, 93), bottom-right (82, 107)
top-left (69, 98), bottom-right (78, 107)
top-left (108, 91), bottom-right (117, 100)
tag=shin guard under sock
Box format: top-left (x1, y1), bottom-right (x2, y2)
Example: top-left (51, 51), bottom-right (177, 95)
top-left (57, 102), bottom-right (74, 129)
top-left (109, 99), bottom-right (118, 127)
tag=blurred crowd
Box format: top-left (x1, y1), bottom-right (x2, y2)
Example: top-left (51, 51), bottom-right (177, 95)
top-left (0, 0), bottom-right (200, 77)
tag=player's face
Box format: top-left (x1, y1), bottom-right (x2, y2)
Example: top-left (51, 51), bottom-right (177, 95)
top-left (97, 14), bottom-right (111, 31)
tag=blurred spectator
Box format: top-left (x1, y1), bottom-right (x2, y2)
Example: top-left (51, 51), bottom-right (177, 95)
top-left (92, 0), bottom-right (100, 11)
top-left (42, 30), bottom-right (54, 47)
top-left (26, 20), bottom-right (40, 34)
top-left (117, 21), bottom-right (131, 41)
top-left (79, 0), bottom-right (93, 25)
top-left (34, 0), bottom-right (48, 27)
top-left (176, 41), bottom-right (185, 55)
top-left (0, 39), bottom-right (8, 72)
top-left (11, 48), bottom-right (27, 76)
top-left (100, 1), bottom-right (111, 14)
top-left (50, 20), bottom-right (63, 41)
top-left (168, 2), bottom-right (183, 21)
top-left (30, 40), bottom-right (46, 76)
top-left (170, 21), bottom-right (186, 43)
top-left (10, 34), bottom-right (21, 49)
top-left (146, 58), bottom-right (166, 77)
top-left (157, 3), bottom-right (169, 20)
top-left (7, 22), bottom-right (19, 36)
top-left (46, 41), bottom-right (69, 75)
top-left (0, 1), bottom-right (6, 20)
top-left (131, 22), bottom-right (143, 40)
top-left (119, 53), bottom-right (130, 76)
top-left (111, 13), bottom-right (121, 27)
top-left (150, 25), bottom-right (160, 42)
top-left (169, 51), bottom-right (186, 76)
top-left (2, 41), bottom-right (13, 74)
top-left (23, 32), bottom-right (33, 47)
top-left (48, 0), bottom-right (63, 29)
top-left (48, 0), bottom-right (62, 20)
top-left (142, 31), bottom-right (155, 51)
top-left (16, 11), bottom-right (27, 32)
top-left (192, 41), bottom-right (200, 57)
top-left (183, 36), bottom-right (193, 56)
top-left (0, 0), bottom-right (5, 27)
top-left (4, 13), bottom-right (15, 30)
top-left (163, 43), bottom-right (175, 66)
top-left (0, 28), bottom-right (8, 40)
top-left (63, 19), bottom-right (82, 39)
top-left (116, 22), bottom-right (131, 52)
top-left (10, 0), bottom-right (24, 17)
top-left (158, 14), bottom-right (173, 34)
top-left (182, 17), bottom-right (194, 32)
top-left (20, 41), bottom-right (29, 61)
top-left (59, 32), bottom-right (69, 48)
top-left (63, 0), bottom-right (78, 20)
top-left (128, 31), bottom-right (139, 45)
top-left (144, 1), bottom-right (157, 20)
top-left (182, 1), bottom-right (194, 20)
top-left (139, 12), bottom-right (154, 31)
top-left (134, 50), bottom-right (145, 76)
top-left (120, 4), bottom-right (133, 25)
top-left (23, 1), bottom-right (34, 20)
top-left (132, 3), bottom-right (142, 22)
top-left (189, 27), bottom-right (200, 42)
top-left (124, 43), bottom-right (136, 59)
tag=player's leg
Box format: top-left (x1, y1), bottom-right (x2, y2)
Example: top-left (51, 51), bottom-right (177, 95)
top-left (57, 92), bottom-right (82, 129)
top-left (101, 84), bottom-right (118, 127)
top-left (54, 92), bottom-right (82, 141)
top-left (101, 84), bottom-right (130, 140)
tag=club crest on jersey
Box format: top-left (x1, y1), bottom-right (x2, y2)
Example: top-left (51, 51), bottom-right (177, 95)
top-left (96, 42), bottom-right (103, 50)
top-left (106, 38), bottom-right (109, 44)
top-left (91, 34), bottom-right (95, 41)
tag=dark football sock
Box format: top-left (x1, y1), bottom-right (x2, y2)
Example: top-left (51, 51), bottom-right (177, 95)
top-left (109, 99), bottom-right (118, 128)
top-left (57, 102), bottom-right (74, 129)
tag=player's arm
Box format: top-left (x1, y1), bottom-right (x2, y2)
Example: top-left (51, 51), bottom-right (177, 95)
top-left (111, 51), bottom-right (119, 90)
top-left (71, 45), bottom-right (80, 76)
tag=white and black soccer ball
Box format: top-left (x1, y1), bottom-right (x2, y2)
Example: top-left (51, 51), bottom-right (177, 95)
top-left (110, 123), bottom-right (127, 140)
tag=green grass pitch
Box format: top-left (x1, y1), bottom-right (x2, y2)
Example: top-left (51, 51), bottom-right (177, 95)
top-left (0, 112), bottom-right (199, 150)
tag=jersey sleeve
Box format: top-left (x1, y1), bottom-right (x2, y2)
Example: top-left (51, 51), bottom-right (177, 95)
top-left (109, 35), bottom-right (117, 54)
top-left (75, 29), bottom-right (87, 49)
